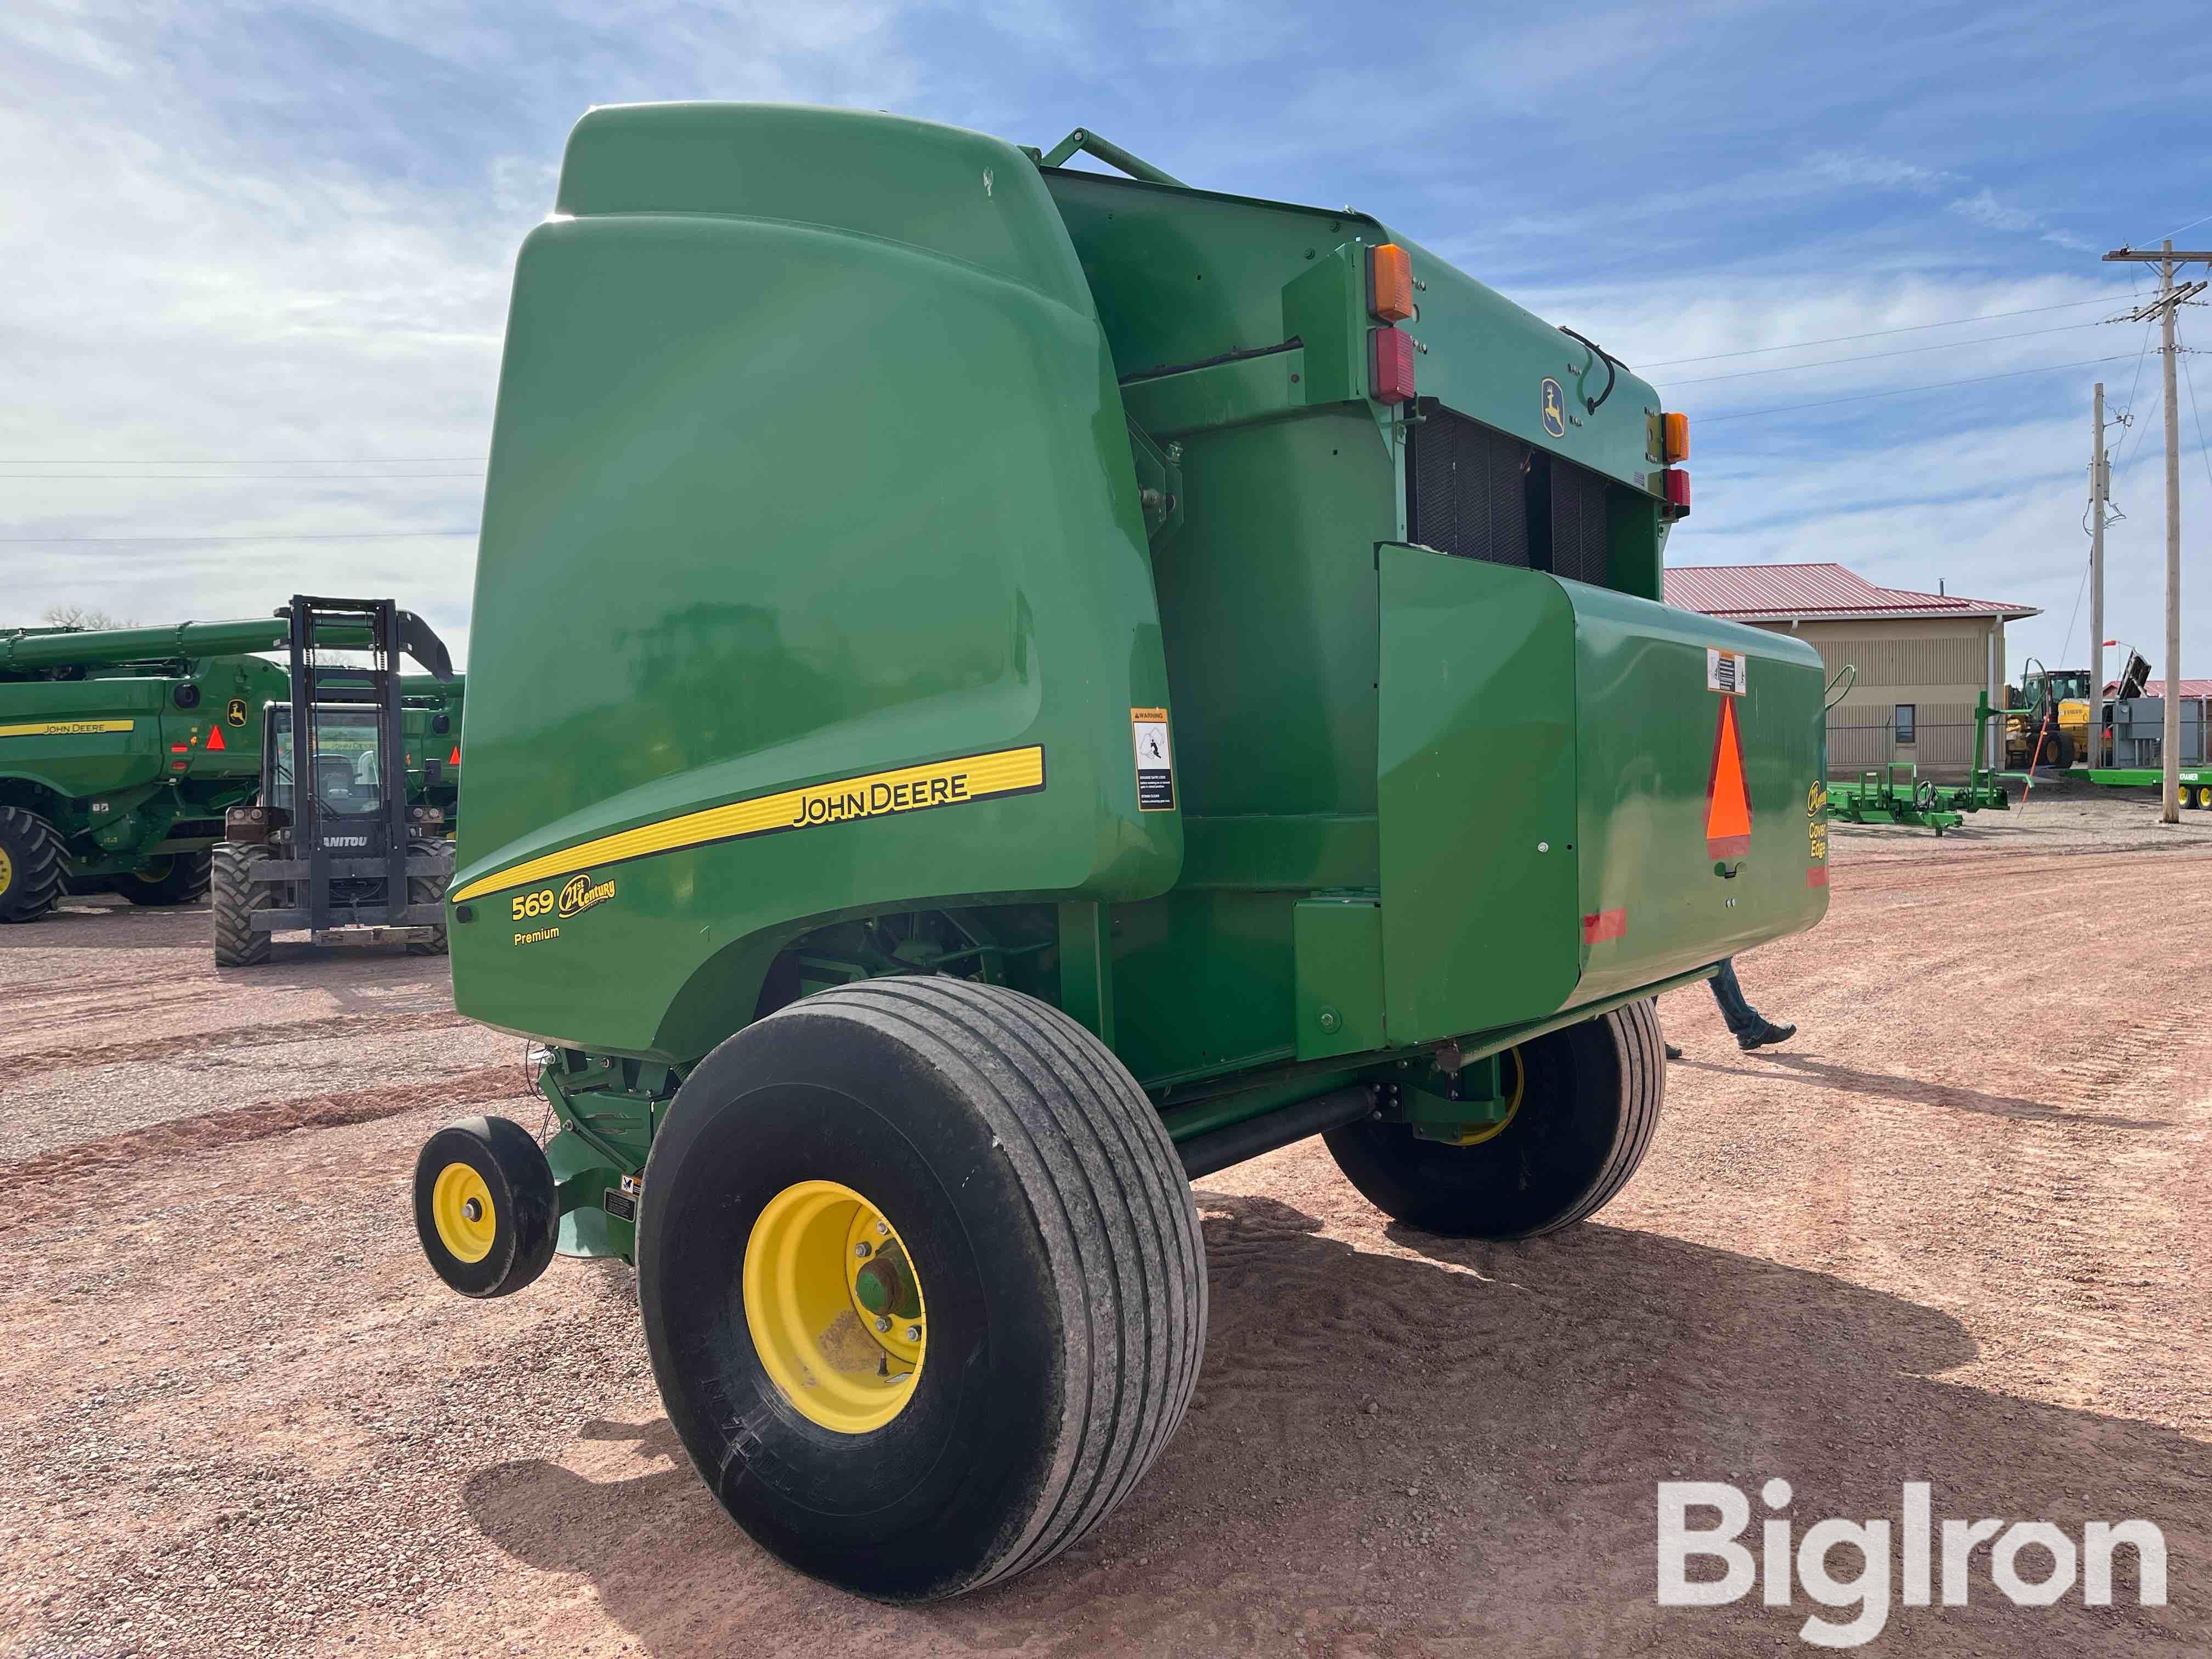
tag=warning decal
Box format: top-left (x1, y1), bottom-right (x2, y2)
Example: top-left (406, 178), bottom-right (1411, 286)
top-left (1131, 707), bottom-right (1175, 812)
top-left (1707, 647), bottom-right (1747, 695)
top-left (1705, 696), bottom-right (1753, 861)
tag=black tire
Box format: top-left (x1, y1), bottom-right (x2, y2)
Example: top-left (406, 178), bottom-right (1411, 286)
top-left (637, 978), bottom-right (1206, 1603)
top-left (2046, 733), bottom-right (2074, 770)
top-left (211, 841), bottom-right (276, 967)
top-left (1324, 997), bottom-right (1666, 1240)
top-left (0, 806), bottom-right (69, 924)
top-left (413, 1116), bottom-right (559, 1297)
top-left (403, 836), bottom-right (451, 956)
top-left (115, 849), bottom-right (212, 907)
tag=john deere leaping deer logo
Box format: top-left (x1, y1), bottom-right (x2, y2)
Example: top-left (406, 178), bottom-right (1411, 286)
top-left (225, 697), bottom-right (249, 727)
top-left (1540, 379), bottom-right (1567, 438)
top-left (557, 872), bottom-right (616, 917)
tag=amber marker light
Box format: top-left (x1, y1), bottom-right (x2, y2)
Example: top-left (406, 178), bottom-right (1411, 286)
top-left (1661, 411), bottom-right (1690, 463)
top-left (1368, 243), bottom-right (1415, 323)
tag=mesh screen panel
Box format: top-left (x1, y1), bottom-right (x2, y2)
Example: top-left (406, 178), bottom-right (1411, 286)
top-left (1548, 458), bottom-right (1612, 587)
top-left (1406, 407), bottom-right (1531, 569)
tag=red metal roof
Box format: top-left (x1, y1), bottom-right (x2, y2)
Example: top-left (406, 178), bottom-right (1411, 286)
top-left (1664, 562), bottom-right (2039, 622)
top-left (2108, 678), bottom-right (2212, 698)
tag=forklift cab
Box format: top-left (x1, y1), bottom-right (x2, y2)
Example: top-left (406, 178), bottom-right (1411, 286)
top-left (261, 704), bottom-right (399, 850)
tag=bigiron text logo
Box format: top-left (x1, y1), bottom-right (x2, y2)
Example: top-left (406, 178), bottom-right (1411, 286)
top-left (1658, 1479), bottom-right (2166, 1647)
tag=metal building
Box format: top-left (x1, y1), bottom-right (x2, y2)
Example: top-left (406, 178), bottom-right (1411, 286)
top-left (1667, 562), bottom-right (2039, 771)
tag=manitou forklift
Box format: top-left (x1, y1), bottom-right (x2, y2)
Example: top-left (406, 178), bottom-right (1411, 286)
top-left (212, 596), bottom-right (456, 966)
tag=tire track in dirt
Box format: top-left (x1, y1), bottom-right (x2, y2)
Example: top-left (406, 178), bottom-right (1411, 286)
top-left (3, 1011), bottom-right (479, 1075)
top-left (0, 1065), bottom-right (532, 1235)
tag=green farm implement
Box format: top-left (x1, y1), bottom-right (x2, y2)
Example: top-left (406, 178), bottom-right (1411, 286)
top-left (402, 674), bottom-right (465, 830)
top-left (2086, 766), bottom-right (2212, 808)
top-left (0, 608), bottom-right (450, 924)
top-left (1822, 686), bottom-right (2022, 835)
top-left (214, 597), bottom-right (456, 965)
top-left (413, 105), bottom-right (1830, 1601)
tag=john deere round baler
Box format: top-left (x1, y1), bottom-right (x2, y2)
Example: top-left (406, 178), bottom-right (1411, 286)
top-left (420, 105), bottom-right (1830, 1602)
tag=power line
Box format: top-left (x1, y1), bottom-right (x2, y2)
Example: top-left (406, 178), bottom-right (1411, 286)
top-left (0, 528), bottom-right (477, 543)
top-left (2180, 320), bottom-right (2212, 501)
top-left (0, 455), bottom-right (486, 465)
top-left (0, 471), bottom-right (485, 481)
top-left (1636, 295), bottom-right (2128, 368)
top-left (1652, 320), bottom-right (2099, 387)
top-left (2160, 210), bottom-right (2212, 241)
top-left (1697, 353), bottom-right (2138, 424)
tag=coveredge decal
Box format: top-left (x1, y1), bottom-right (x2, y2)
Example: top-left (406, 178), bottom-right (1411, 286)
top-left (452, 745), bottom-right (1046, 904)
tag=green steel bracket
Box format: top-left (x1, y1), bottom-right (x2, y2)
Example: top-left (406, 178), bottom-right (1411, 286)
top-left (1280, 245), bottom-right (1367, 407)
top-left (545, 1128), bottom-right (634, 1261)
top-left (1293, 896), bottom-right (1384, 1059)
top-left (1126, 419), bottom-right (1186, 544)
top-left (1394, 1051), bottom-right (1511, 1143)
top-left (1058, 900), bottom-right (1116, 1045)
top-left (1036, 128), bottom-right (1187, 188)
top-left (537, 1050), bottom-right (681, 1174)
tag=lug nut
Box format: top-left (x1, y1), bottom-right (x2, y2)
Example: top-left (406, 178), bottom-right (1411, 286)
top-left (853, 1241), bottom-right (872, 1258)
top-left (875, 1221), bottom-right (889, 1236)
top-left (874, 1316), bottom-right (892, 1333)
top-left (904, 1324), bottom-right (923, 1343)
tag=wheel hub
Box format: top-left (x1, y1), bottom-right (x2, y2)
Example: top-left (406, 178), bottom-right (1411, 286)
top-left (1445, 1046), bottom-right (1526, 1146)
top-left (430, 1162), bottom-right (496, 1263)
top-left (743, 1180), bottom-right (927, 1434)
top-left (0, 848), bottom-right (12, 897)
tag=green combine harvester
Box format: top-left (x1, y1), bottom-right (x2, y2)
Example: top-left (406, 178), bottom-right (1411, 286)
top-left (413, 105), bottom-right (1830, 1602)
top-left (0, 610), bottom-right (452, 923)
top-left (401, 674), bottom-right (465, 830)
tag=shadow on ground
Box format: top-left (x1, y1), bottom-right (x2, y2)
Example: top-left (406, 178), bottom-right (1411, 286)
top-left (1673, 1048), bottom-right (2170, 1130)
top-left (462, 1194), bottom-right (2205, 1656)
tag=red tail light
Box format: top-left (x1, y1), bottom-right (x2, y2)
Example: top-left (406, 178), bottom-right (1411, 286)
top-left (1370, 327), bottom-right (1417, 405)
top-left (1662, 469), bottom-right (1691, 513)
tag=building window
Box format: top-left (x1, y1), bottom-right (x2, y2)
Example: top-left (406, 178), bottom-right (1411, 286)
top-left (1895, 704), bottom-right (1916, 745)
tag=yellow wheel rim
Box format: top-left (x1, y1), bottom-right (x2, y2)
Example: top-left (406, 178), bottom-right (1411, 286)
top-left (430, 1162), bottom-right (496, 1263)
top-left (1448, 1046), bottom-right (1526, 1147)
top-left (743, 1179), bottom-right (927, 1435)
top-left (0, 848), bottom-right (12, 897)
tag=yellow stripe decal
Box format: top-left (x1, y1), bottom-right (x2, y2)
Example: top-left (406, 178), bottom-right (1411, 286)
top-left (0, 719), bottom-right (136, 738)
top-left (451, 744), bottom-right (1047, 904)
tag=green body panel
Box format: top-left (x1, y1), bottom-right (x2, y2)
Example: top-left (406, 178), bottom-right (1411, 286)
top-left (451, 105), bottom-right (1178, 1052)
top-left (0, 650), bottom-right (287, 877)
top-left (449, 104), bottom-right (1826, 1201)
top-left (1377, 549), bottom-right (1582, 1037)
top-left (1567, 585), bottom-right (1829, 999)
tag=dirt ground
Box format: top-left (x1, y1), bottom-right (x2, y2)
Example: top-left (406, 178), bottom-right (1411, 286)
top-left (4, 786), bottom-right (2210, 1657)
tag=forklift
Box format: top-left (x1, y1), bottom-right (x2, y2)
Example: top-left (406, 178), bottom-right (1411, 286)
top-left (212, 596), bottom-right (457, 966)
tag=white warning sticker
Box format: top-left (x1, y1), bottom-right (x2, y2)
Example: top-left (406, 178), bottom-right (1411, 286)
top-left (1707, 647), bottom-right (1747, 696)
top-left (1131, 707), bottom-right (1175, 812)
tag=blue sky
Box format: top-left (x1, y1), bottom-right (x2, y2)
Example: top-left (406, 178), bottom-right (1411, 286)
top-left (7, 1), bottom-right (2211, 681)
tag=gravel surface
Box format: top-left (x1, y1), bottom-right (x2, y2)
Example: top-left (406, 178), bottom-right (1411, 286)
top-left (2, 794), bottom-right (2208, 1657)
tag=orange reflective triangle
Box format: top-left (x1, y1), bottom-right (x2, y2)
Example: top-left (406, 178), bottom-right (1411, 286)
top-left (204, 724), bottom-right (226, 752)
top-left (448, 745), bottom-right (461, 766)
top-left (1705, 696), bottom-right (1753, 859)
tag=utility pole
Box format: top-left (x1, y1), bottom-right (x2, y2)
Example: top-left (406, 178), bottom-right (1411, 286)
top-left (2091, 381), bottom-right (2106, 768)
top-left (2102, 238), bottom-right (2211, 822)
